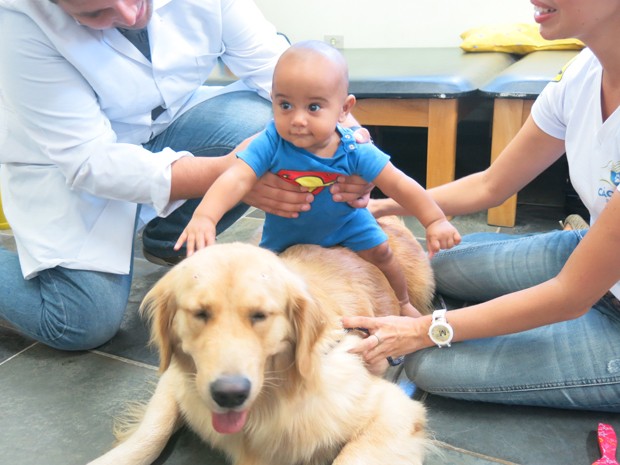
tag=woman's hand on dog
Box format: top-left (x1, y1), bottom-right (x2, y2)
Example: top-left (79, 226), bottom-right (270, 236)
top-left (342, 314), bottom-right (434, 367)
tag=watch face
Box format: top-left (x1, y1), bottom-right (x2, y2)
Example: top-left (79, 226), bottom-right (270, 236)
top-left (430, 324), bottom-right (451, 343)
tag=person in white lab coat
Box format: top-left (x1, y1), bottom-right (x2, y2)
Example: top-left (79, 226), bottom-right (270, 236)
top-left (0, 0), bottom-right (368, 350)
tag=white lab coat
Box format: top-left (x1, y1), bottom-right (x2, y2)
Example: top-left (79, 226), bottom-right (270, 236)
top-left (0, 0), bottom-right (288, 278)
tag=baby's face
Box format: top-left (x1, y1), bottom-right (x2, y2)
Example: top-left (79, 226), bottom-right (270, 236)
top-left (271, 52), bottom-right (350, 154)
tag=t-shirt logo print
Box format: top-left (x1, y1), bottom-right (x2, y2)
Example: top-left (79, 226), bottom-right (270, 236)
top-left (597, 161), bottom-right (620, 202)
top-left (277, 170), bottom-right (339, 195)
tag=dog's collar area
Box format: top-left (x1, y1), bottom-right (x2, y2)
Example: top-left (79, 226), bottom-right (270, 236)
top-left (387, 356), bottom-right (404, 366)
top-left (344, 327), bottom-right (370, 338)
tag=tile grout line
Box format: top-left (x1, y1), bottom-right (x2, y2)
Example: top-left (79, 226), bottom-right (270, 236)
top-left (0, 341), bottom-right (38, 367)
top-left (90, 349), bottom-right (158, 371)
top-left (432, 440), bottom-right (521, 465)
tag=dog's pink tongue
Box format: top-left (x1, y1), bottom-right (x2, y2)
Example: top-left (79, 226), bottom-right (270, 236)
top-left (212, 410), bottom-right (248, 434)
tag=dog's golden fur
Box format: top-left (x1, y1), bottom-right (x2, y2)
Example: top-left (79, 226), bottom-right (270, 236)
top-left (88, 217), bottom-right (433, 465)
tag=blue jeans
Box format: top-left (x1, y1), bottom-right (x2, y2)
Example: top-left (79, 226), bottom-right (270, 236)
top-left (406, 229), bottom-right (620, 412)
top-left (0, 248), bottom-right (132, 350)
top-left (0, 91), bottom-right (272, 350)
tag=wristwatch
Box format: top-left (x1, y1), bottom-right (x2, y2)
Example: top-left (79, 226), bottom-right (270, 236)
top-left (428, 309), bottom-right (453, 348)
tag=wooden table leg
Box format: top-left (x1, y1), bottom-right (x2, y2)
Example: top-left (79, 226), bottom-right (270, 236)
top-left (352, 98), bottom-right (460, 189)
top-left (487, 98), bottom-right (533, 227)
top-left (426, 99), bottom-right (459, 188)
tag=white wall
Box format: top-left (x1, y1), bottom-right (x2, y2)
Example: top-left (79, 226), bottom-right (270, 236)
top-left (254, 0), bottom-right (535, 48)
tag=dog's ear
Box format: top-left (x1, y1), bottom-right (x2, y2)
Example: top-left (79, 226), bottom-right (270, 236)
top-left (287, 279), bottom-right (325, 383)
top-left (139, 275), bottom-right (177, 372)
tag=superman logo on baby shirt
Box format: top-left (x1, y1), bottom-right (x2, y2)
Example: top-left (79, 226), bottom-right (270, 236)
top-left (277, 170), bottom-right (339, 195)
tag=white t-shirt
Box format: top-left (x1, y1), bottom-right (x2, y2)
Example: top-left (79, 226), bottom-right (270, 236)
top-left (532, 48), bottom-right (620, 298)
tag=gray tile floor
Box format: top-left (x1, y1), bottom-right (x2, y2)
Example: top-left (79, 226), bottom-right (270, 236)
top-left (1, 204), bottom-right (618, 465)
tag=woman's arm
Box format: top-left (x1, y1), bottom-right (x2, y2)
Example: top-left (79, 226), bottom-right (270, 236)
top-left (169, 152), bottom-right (239, 200)
top-left (370, 116), bottom-right (566, 218)
top-left (373, 162), bottom-right (461, 254)
top-left (372, 162), bottom-right (447, 228)
top-left (345, 191), bottom-right (620, 365)
top-left (433, 191), bottom-right (620, 340)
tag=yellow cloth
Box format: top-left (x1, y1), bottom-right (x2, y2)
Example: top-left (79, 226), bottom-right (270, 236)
top-left (0, 190), bottom-right (9, 230)
top-left (460, 23), bottom-right (584, 55)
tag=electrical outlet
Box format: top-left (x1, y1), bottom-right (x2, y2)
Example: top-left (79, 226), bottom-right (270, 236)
top-left (324, 35), bottom-right (344, 49)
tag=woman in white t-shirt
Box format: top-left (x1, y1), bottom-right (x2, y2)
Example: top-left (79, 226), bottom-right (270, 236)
top-left (343, 0), bottom-right (620, 412)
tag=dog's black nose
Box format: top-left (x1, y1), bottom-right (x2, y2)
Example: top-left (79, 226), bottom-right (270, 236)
top-left (210, 375), bottom-right (251, 408)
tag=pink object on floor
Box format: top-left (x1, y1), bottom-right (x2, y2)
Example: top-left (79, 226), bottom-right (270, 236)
top-left (592, 423), bottom-right (619, 465)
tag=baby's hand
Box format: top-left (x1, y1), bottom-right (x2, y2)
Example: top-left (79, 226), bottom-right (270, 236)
top-left (425, 219), bottom-right (461, 258)
top-left (174, 215), bottom-right (217, 257)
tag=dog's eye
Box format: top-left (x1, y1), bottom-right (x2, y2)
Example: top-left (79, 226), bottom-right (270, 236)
top-left (193, 310), bottom-right (211, 322)
top-left (250, 310), bottom-right (267, 324)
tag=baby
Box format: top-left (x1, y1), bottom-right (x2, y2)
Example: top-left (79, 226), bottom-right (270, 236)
top-left (175, 40), bottom-right (461, 317)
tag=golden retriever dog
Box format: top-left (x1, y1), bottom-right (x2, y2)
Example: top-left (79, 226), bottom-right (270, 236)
top-left (88, 216), bottom-right (434, 465)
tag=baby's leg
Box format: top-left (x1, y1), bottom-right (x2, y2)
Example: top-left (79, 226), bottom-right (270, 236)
top-left (357, 242), bottom-right (421, 318)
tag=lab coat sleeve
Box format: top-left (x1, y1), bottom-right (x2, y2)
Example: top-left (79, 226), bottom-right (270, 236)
top-left (0, 8), bottom-right (186, 217)
top-left (218, 0), bottom-right (289, 99)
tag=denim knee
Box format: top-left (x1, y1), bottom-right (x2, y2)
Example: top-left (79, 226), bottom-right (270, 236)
top-left (145, 90), bottom-right (273, 155)
top-left (431, 229), bottom-right (584, 301)
top-left (36, 268), bottom-right (131, 351)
